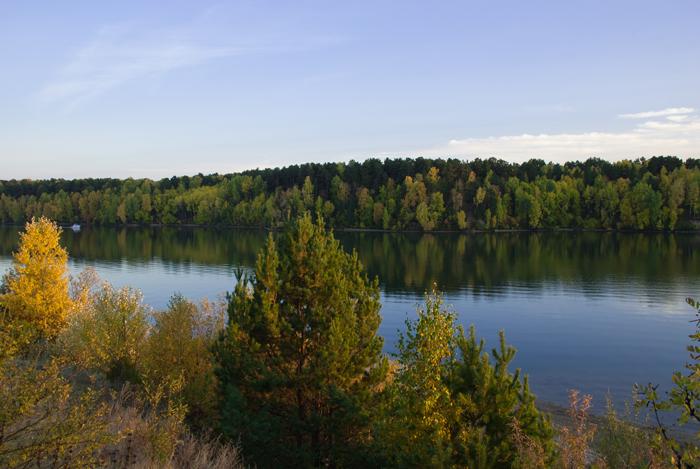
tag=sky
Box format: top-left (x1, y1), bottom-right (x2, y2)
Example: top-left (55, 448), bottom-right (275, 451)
top-left (1, 0), bottom-right (699, 179)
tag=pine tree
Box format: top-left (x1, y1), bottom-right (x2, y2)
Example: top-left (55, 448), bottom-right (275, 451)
top-left (214, 213), bottom-right (387, 467)
top-left (1, 217), bottom-right (72, 338)
top-left (376, 286), bottom-right (554, 468)
top-left (449, 327), bottom-right (555, 467)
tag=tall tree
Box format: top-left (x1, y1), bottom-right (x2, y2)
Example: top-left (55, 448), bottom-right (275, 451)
top-left (1, 217), bottom-right (72, 338)
top-left (214, 213), bottom-right (387, 467)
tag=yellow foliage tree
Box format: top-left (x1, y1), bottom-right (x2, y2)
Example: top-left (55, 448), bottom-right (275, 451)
top-left (427, 166), bottom-right (440, 185)
top-left (376, 286), bottom-right (458, 466)
top-left (1, 217), bottom-right (72, 337)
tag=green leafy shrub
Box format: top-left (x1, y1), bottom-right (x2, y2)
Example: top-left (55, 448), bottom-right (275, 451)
top-left (60, 283), bottom-right (150, 384)
top-left (142, 294), bottom-right (224, 430)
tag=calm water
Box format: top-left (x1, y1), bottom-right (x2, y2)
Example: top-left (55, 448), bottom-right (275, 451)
top-left (0, 226), bottom-right (698, 410)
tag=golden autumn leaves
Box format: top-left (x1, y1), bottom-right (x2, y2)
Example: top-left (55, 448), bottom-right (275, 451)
top-left (1, 217), bottom-right (73, 337)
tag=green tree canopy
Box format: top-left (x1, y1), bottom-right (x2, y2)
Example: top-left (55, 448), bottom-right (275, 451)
top-left (1, 157), bottom-right (698, 231)
top-left (214, 213), bottom-right (387, 467)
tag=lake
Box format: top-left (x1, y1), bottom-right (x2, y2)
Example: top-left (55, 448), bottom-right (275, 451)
top-left (0, 226), bottom-right (698, 411)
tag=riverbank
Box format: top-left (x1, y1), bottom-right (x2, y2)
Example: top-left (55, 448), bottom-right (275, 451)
top-left (540, 400), bottom-right (698, 442)
top-left (1, 221), bottom-right (697, 235)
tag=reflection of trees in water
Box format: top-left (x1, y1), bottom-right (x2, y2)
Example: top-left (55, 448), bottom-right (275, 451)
top-left (336, 232), bottom-right (700, 295)
top-left (0, 227), bottom-right (20, 256)
top-left (0, 227), bottom-right (267, 267)
top-left (0, 227), bottom-right (698, 296)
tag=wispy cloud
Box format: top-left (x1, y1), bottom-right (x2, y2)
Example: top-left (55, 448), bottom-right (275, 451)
top-left (37, 9), bottom-right (340, 109)
top-left (415, 107), bottom-right (700, 162)
top-left (618, 107), bottom-right (695, 119)
top-left (37, 22), bottom-right (250, 108)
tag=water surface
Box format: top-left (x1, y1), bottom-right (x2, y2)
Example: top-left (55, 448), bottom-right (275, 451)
top-left (0, 226), bottom-right (697, 410)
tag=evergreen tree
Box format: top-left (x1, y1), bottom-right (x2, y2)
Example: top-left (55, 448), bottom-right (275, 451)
top-left (449, 327), bottom-right (555, 467)
top-left (214, 213), bottom-right (387, 467)
top-left (376, 286), bottom-right (554, 468)
top-left (1, 157), bottom-right (699, 231)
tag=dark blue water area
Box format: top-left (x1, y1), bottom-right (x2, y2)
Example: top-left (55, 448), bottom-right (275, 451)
top-left (380, 284), bottom-right (694, 411)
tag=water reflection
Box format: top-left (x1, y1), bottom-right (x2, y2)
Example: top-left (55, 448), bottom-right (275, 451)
top-left (335, 231), bottom-right (700, 299)
top-left (1, 227), bottom-right (696, 299)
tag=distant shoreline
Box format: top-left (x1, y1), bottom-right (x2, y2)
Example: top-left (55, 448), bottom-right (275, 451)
top-left (1, 222), bottom-right (699, 234)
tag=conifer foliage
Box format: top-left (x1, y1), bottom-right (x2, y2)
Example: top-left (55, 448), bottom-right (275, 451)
top-left (376, 287), bottom-right (554, 468)
top-left (449, 327), bottom-right (555, 467)
top-left (214, 213), bottom-right (387, 467)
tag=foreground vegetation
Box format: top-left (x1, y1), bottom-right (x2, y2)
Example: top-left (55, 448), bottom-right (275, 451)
top-left (1, 156), bottom-right (699, 231)
top-left (1, 216), bottom-right (698, 467)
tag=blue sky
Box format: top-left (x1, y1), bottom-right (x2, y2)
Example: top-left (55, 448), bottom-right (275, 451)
top-left (1, 0), bottom-right (699, 179)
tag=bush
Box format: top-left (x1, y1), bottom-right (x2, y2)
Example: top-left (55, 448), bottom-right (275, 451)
top-left (0, 355), bottom-right (113, 468)
top-left (595, 398), bottom-right (667, 469)
top-left (142, 294), bottom-right (224, 430)
top-left (60, 283), bottom-right (150, 384)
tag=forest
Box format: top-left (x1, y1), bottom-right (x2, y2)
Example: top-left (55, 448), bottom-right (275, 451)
top-left (1, 156), bottom-right (699, 231)
top-left (1, 216), bottom-right (699, 468)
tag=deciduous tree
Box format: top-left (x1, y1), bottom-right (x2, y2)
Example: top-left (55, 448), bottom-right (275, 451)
top-left (1, 217), bottom-right (72, 338)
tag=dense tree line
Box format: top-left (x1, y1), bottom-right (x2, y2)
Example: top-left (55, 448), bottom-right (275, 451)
top-left (1, 156), bottom-right (699, 230)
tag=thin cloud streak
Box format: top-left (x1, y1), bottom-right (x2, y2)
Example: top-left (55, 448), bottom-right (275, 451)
top-left (37, 24), bottom-right (249, 108)
top-left (619, 107), bottom-right (695, 119)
